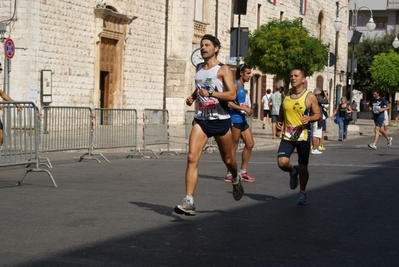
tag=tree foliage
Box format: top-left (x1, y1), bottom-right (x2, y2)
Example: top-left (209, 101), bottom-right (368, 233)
top-left (369, 50), bottom-right (399, 118)
top-left (350, 33), bottom-right (398, 93)
top-left (369, 50), bottom-right (399, 93)
top-left (245, 18), bottom-right (328, 84)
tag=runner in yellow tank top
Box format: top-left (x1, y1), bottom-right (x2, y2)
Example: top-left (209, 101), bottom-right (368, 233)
top-left (276, 67), bottom-right (321, 205)
top-left (282, 89), bottom-right (311, 141)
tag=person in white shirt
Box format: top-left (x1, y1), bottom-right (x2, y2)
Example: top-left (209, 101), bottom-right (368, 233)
top-left (245, 90), bottom-right (251, 109)
top-left (261, 89), bottom-right (272, 129)
top-left (174, 34), bottom-right (243, 216)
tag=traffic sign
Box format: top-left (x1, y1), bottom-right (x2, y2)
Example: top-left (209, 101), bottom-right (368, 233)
top-left (325, 52), bottom-right (336, 67)
top-left (4, 38), bottom-right (15, 59)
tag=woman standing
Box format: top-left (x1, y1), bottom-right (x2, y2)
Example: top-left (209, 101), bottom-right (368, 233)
top-left (331, 96), bottom-right (353, 141)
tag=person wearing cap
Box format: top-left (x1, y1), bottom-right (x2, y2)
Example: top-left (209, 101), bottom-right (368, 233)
top-left (174, 34), bottom-right (243, 216)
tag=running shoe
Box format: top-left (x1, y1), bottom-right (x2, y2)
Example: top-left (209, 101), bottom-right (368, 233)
top-left (232, 175), bottom-right (244, 201)
top-left (241, 172), bottom-right (256, 182)
top-left (368, 143), bottom-right (377, 150)
top-left (289, 165), bottom-right (299, 190)
top-left (318, 145), bottom-right (325, 151)
top-left (174, 197), bottom-right (196, 216)
top-left (311, 149), bottom-right (322, 155)
top-left (224, 173), bottom-right (233, 182)
top-left (388, 137), bottom-right (393, 147)
top-left (297, 192), bottom-right (307, 205)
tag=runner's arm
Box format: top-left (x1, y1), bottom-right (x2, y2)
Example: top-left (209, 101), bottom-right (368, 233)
top-left (303, 93), bottom-right (321, 124)
top-left (215, 65), bottom-right (237, 101)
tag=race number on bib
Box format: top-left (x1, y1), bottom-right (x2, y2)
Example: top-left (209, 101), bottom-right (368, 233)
top-left (199, 100), bottom-right (216, 111)
top-left (285, 125), bottom-right (304, 140)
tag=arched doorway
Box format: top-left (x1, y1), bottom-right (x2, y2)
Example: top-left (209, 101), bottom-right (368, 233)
top-left (316, 75), bottom-right (324, 90)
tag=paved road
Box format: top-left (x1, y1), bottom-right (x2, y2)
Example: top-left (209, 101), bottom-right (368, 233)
top-left (167, 118), bottom-right (398, 153)
top-left (1, 120), bottom-right (398, 267)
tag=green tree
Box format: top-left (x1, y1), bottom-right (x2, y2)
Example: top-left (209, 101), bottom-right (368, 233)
top-left (369, 50), bottom-right (399, 117)
top-left (350, 33), bottom-right (397, 93)
top-left (245, 18), bottom-right (328, 84)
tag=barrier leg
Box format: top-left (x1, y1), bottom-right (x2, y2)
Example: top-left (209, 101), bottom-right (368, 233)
top-left (18, 168), bottom-right (58, 188)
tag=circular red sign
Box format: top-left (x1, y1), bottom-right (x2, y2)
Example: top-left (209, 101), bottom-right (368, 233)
top-left (4, 38), bottom-right (15, 59)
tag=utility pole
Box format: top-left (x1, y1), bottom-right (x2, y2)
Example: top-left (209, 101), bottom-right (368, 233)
top-left (236, 14), bottom-right (241, 67)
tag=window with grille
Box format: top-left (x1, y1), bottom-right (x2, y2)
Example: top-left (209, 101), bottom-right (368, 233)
top-left (374, 17), bottom-right (388, 30)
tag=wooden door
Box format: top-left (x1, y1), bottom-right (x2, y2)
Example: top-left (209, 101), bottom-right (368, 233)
top-left (100, 38), bottom-right (117, 109)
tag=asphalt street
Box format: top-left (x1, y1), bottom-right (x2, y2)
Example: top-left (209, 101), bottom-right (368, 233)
top-left (1, 120), bottom-right (399, 267)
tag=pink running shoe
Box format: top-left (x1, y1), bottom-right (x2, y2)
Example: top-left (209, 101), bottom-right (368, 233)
top-left (241, 172), bottom-right (256, 182)
top-left (224, 173), bottom-right (233, 182)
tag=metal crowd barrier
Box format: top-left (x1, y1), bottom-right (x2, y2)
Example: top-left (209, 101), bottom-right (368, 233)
top-left (0, 101), bottom-right (56, 187)
top-left (128, 109), bottom-right (177, 158)
top-left (92, 108), bottom-right (138, 150)
top-left (40, 106), bottom-right (107, 163)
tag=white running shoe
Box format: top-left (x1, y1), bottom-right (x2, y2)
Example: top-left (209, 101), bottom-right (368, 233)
top-left (174, 197), bottom-right (196, 216)
top-left (311, 149), bottom-right (322, 155)
top-left (368, 143), bottom-right (377, 150)
top-left (388, 137), bottom-right (393, 147)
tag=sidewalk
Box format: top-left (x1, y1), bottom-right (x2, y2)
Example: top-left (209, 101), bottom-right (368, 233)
top-left (165, 117), bottom-right (397, 153)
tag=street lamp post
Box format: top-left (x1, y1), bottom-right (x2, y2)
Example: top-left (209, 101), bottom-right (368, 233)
top-left (333, 1), bottom-right (376, 105)
top-left (332, 2), bottom-right (340, 113)
top-left (393, 36), bottom-right (399, 48)
top-left (393, 33), bottom-right (399, 49)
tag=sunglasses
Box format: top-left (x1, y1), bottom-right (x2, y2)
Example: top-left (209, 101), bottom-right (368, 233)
top-left (239, 64), bottom-right (250, 72)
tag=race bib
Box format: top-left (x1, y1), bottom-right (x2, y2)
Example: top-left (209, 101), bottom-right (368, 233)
top-left (199, 100), bottom-right (216, 111)
top-left (240, 103), bottom-right (247, 114)
top-left (285, 125), bottom-right (304, 140)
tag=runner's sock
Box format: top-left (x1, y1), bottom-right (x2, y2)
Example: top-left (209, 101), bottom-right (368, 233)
top-left (186, 195), bottom-right (194, 205)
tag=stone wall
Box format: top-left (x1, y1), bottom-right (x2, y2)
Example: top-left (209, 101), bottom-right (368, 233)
top-left (0, 0), bottom-right (348, 125)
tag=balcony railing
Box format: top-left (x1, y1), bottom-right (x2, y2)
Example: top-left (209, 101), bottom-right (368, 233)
top-left (387, 0), bottom-right (399, 9)
top-left (194, 20), bottom-right (207, 42)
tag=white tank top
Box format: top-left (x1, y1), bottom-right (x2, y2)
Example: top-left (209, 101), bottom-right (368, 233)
top-left (194, 63), bottom-right (230, 120)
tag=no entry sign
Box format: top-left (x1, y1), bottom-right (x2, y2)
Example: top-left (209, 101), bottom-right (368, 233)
top-left (4, 38), bottom-right (15, 59)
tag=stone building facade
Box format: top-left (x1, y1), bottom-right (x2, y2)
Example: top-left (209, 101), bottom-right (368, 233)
top-left (0, 0), bottom-right (349, 124)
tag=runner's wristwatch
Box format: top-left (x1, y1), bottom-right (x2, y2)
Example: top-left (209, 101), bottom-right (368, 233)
top-left (208, 89), bottom-right (213, 97)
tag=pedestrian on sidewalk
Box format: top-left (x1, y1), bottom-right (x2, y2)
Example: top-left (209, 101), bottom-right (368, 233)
top-left (367, 89), bottom-right (392, 150)
top-left (310, 88), bottom-right (329, 154)
top-left (393, 100), bottom-right (399, 126)
top-left (380, 92), bottom-right (390, 134)
top-left (319, 90), bottom-right (329, 150)
top-left (174, 34), bottom-right (243, 216)
top-left (331, 96), bottom-right (352, 141)
top-left (276, 67), bottom-right (321, 205)
top-left (224, 63), bottom-right (256, 183)
top-left (261, 89), bottom-right (272, 129)
top-left (269, 86), bottom-right (284, 139)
